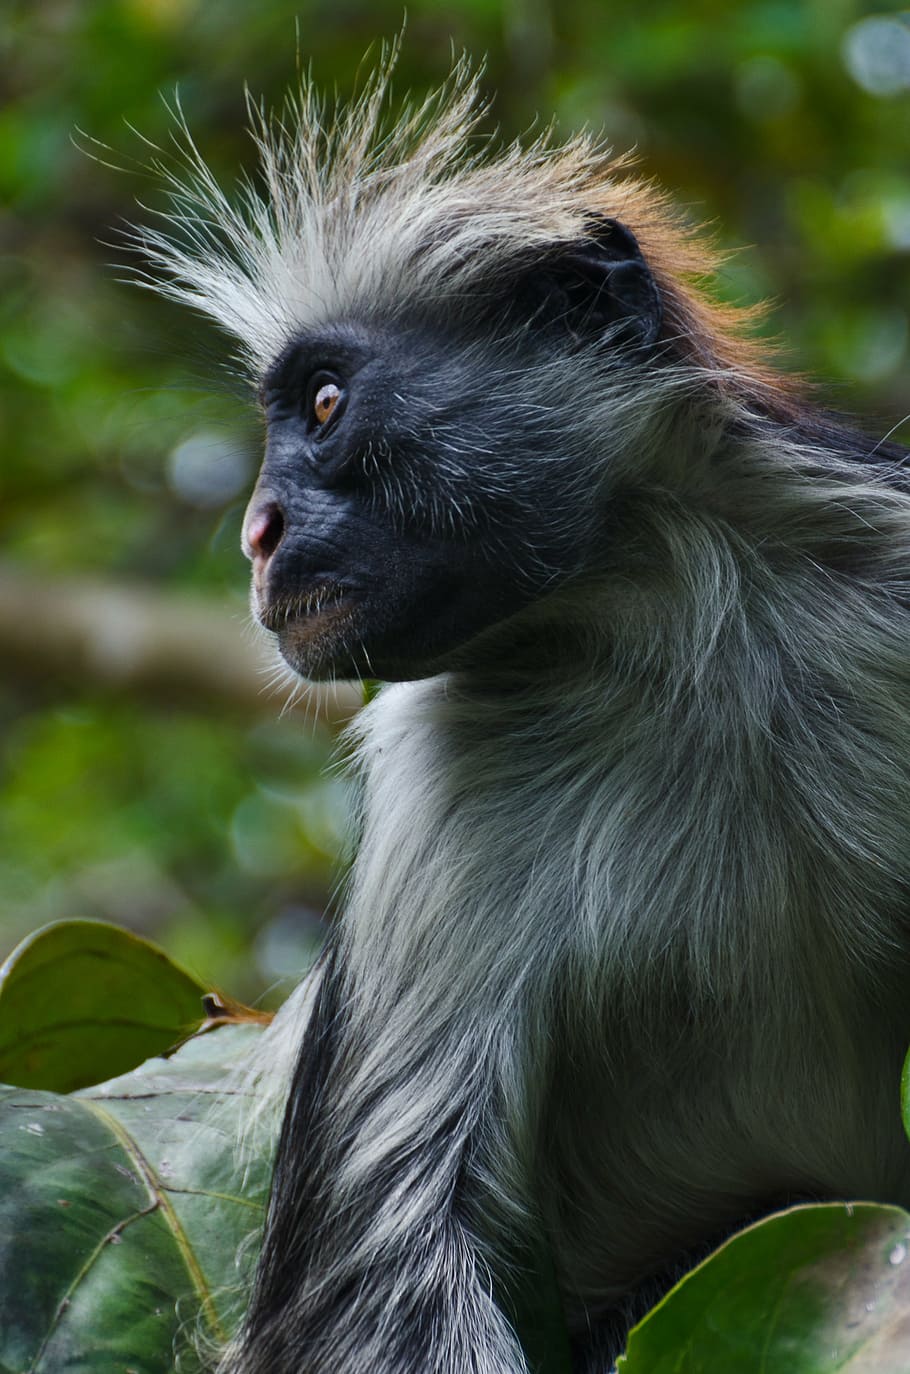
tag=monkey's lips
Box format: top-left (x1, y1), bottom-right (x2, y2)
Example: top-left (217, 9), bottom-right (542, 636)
top-left (258, 582), bottom-right (354, 637)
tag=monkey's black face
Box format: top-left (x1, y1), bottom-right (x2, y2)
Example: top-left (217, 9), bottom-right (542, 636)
top-left (244, 316), bottom-right (563, 681)
top-left (242, 221), bottom-right (662, 682)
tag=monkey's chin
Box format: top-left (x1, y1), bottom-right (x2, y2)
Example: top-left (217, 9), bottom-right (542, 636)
top-left (270, 600), bottom-right (367, 681)
top-left (259, 573), bottom-right (540, 683)
top-left (271, 606), bottom-right (462, 684)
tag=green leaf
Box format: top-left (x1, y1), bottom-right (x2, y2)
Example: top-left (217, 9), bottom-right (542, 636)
top-left (0, 1023), bottom-right (269, 1374)
top-left (620, 1202), bottom-right (910, 1373)
top-left (899, 1042), bottom-right (910, 1146)
top-left (0, 919), bottom-right (208, 1092)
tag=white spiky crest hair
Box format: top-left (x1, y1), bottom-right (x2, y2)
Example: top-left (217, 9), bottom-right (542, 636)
top-left (130, 42), bottom-right (778, 390)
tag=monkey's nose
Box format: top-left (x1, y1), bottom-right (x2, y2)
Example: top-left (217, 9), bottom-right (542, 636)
top-left (243, 501), bottom-right (285, 566)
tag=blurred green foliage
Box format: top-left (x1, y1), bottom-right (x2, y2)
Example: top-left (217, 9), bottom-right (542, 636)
top-left (0, 0), bottom-right (908, 1000)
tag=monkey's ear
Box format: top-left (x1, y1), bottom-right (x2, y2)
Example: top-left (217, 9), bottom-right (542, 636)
top-left (529, 217), bottom-right (663, 351)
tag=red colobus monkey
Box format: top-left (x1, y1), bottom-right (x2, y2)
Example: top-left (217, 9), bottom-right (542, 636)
top-left (137, 56), bottom-right (910, 1373)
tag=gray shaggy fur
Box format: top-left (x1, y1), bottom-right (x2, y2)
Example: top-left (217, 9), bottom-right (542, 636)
top-left (136, 52), bottom-right (910, 1373)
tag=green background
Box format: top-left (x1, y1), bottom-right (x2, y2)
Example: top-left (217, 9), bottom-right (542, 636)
top-left (1, 0), bottom-right (908, 1002)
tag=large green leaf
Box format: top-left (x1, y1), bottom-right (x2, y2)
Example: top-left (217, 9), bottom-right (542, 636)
top-left (0, 920), bottom-right (208, 1092)
top-left (0, 1023), bottom-right (269, 1374)
top-left (620, 1202), bottom-right (910, 1373)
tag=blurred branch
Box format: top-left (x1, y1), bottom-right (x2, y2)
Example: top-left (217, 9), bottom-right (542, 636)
top-left (0, 564), bottom-right (362, 728)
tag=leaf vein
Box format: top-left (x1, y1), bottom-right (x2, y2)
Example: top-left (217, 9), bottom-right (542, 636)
top-left (79, 1097), bottom-right (227, 1343)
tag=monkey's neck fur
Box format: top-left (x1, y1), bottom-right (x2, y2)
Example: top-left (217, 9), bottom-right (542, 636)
top-left (247, 403), bottom-right (910, 1365)
top-left (349, 399), bottom-right (910, 1026)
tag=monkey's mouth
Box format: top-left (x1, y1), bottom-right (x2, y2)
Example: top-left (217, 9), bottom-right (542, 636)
top-left (258, 582), bottom-right (354, 638)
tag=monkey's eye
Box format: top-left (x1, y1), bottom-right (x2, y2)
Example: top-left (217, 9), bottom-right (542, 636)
top-left (307, 372), bottom-right (345, 434)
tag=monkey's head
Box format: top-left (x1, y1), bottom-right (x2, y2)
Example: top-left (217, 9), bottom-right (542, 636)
top-left (241, 214), bottom-right (663, 681)
top-left (137, 56), bottom-right (755, 682)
